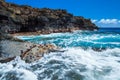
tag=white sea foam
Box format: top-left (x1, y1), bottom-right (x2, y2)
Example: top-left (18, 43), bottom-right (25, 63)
top-left (1, 48), bottom-right (120, 80)
top-left (3, 30), bottom-right (120, 80)
top-left (16, 31), bottom-right (120, 48)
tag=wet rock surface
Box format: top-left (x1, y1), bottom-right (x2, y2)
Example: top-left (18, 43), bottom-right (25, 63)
top-left (21, 44), bottom-right (59, 63)
top-left (0, 38), bottom-right (60, 63)
top-left (0, 0), bottom-right (98, 34)
top-left (0, 27), bottom-right (60, 63)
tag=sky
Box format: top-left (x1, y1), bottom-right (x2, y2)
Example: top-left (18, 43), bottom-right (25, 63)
top-left (6, 0), bottom-right (120, 28)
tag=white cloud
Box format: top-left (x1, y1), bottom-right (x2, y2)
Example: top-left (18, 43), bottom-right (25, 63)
top-left (98, 19), bottom-right (119, 24)
top-left (91, 19), bottom-right (98, 23)
top-left (91, 18), bottom-right (120, 28)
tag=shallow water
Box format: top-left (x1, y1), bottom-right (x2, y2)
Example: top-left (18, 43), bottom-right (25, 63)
top-left (1, 28), bottom-right (120, 80)
top-left (17, 29), bottom-right (120, 49)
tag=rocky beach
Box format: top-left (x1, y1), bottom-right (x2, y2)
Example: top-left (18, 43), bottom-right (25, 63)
top-left (0, 0), bottom-right (98, 63)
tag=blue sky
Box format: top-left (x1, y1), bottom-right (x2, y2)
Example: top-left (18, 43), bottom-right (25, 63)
top-left (6, 0), bottom-right (120, 28)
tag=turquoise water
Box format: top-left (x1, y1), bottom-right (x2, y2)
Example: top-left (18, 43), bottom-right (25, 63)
top-left (17, 29), bottom-right (120, 49)
top-left (1, 28), bottom-right (120, 80)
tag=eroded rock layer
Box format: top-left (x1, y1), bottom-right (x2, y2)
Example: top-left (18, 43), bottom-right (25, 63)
top-left (0, 0), bottom-right (98, 34)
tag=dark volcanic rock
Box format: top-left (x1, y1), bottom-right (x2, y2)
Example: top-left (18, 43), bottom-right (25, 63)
top-left (0, 0), bottom-right (98, 34)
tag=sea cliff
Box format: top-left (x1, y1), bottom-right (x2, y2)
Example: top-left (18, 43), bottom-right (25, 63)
top-left (0, 0), bottom-right (98, 34)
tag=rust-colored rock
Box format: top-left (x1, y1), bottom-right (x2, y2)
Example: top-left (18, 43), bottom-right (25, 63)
top-left (21, 44), bottom-right (59, 63)
top-left (0, 37), bottom-right (60, 63)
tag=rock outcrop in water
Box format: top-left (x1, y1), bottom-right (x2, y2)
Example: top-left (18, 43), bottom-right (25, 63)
top-left (21, 44), bottom-right (59, 63)
top-left (0, 28), bottom-right (59, 63)
top-left (0, 29), bottom-right (60, 63)
top-left (0, 0), bottom-right (98, 34)
top-left (0, 36), bottom-right (60, 63)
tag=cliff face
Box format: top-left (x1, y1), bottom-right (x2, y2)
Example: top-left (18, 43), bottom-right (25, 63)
top-left (0, 0), bottom-right (98, 34)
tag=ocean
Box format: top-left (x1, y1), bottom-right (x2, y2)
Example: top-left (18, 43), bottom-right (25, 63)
top-left (0, 28), bottom-right (120, 80)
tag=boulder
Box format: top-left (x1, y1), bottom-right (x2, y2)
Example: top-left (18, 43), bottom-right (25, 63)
top-left (0, 33), bottom-right (60, 63)
top-left (21, 44), bottom-right (59, 63)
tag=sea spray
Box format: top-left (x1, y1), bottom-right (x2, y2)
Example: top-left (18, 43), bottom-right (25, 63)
top-left (16, 30), bottom-right (120, 49)
top-left (1, 29), bottom-right (120, 80)
top-left (0, 48), bottom-right (120, 80)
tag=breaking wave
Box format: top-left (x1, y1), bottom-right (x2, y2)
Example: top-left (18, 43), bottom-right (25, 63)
top-left (1, 48), bottom-right (120, 80)
top-left (1, 29), bottom-right (120, 80)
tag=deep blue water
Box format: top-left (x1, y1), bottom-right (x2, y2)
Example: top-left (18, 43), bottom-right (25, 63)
top-left (98, 28), bottom-right (120, 33)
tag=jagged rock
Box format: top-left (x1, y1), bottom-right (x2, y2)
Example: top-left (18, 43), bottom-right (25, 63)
top-left (15, 9), bottom-right (21, 15)
top-left (21, 44), bottom-right (59, 63)
top-left (37, 16), bottom-right (49, 22)
top-left (0, 42), bottom-right (60, 63)
top-left (0, 33), bottom-right (60, 63)
top-left (0, 0), bottom-right (98, 34)
top-left (0, 57), bottom-right (15, 63)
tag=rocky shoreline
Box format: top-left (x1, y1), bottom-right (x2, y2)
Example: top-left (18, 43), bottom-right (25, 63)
top-left (0, 0), bottom-right (98, 63)
top-left (0, 34), bottom-right (61, 63)
top-left (0, 0), bottom-right (98, 34)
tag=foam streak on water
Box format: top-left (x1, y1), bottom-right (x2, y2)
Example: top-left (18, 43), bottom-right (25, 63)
top-left (1, 29), bottom-right (120, 80)
top-left (16, 30), bottom-right (120, 48)
top-left (0, 48), bottom-right (120, 80)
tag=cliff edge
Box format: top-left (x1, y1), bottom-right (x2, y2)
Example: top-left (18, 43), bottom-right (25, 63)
top-left (0, 0), bottom-right (98, 34)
